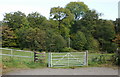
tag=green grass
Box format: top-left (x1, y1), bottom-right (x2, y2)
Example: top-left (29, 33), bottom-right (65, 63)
top-left (1, 48), bottom-right (47, 70)
top-left (88, 53), bottom-right (115, 66)
top-left (1, 48), bottom-right (116, 70)
top-left (2, 49), bottom-right (34, 62)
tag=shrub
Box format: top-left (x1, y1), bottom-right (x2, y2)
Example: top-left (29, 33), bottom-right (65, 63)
top-left (60, 47), bottom-right (77, 52)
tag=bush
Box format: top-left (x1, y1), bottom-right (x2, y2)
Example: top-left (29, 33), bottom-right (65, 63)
top-left (60, 47), bottom-right (77, 52)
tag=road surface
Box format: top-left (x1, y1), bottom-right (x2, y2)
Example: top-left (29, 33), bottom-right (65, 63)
top-left (3, 67), bottom-right (118, 75)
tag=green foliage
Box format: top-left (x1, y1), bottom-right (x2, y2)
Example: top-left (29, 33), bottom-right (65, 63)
top-left (70, 10), bottom-right (100, 35)
top-left (27, 12), bottom-right (46, 28)
top-left (101, 41), bottom-right (117, 53)
top-left (71, 31), bottom-right (87, 50)
top-left (110, 53), bottom-right (119, 65)
top-left (45, 30), bottom-right (67, 52)
top-left (1, 26), bottom-right (17, 47)
top-left (88, 54), bottom-right (115, 66)
top-left (3, 11), bottom-right (29, 30)
top-left (65, 1), bottom-right (89, 20)
top-left (95, 20), bottom-right (116, 41)
top-left (84, 35), bottom-right (99, 51)
top-left (50, 6), bottom-right (74, 38)
top-left (16, 27), bottom-right (46, 50)
top-left (1, 1), bottom-right (118, 53)
top-left (50, 6), bottom-right (74, 26)
top-left (95, 20), bottom-right (117, 52)
top-left (60, 47), bottom-right (77, 52)
top-left (79, 10), bottom-right (100, 34)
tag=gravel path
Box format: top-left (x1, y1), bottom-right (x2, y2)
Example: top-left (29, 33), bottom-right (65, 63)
top-left (4, 67), bottom-right (118, 75)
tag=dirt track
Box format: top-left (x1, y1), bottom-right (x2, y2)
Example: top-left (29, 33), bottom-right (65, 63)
top-left (4, 67), bottom-right (118, 75)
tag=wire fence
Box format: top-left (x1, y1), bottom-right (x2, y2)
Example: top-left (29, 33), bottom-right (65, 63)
top-left (0, 48), bottom-right (34, 62)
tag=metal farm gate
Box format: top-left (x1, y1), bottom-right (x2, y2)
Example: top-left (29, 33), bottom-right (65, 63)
top-left (48, 51), bottom-right (88, 67)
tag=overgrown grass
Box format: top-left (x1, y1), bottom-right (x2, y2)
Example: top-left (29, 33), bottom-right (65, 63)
top-left (88, 53), bottom-right (116, 66)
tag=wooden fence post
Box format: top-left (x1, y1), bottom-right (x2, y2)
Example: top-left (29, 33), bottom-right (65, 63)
top-left (34, 52), bottom-right (36, 62)
top-left (34, 52), bottom-right (46, 63)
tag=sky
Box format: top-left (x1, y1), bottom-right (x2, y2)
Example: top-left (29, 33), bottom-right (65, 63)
top-left (0, 0), bottom-right (119, 21)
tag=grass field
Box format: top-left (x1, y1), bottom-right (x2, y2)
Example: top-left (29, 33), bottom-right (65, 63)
top-left (1, 48), bottom-right (46, 71)
top-left (2, 48), bottom-right (34, 62)
top-left (1, 48), bottom-right (116, 70)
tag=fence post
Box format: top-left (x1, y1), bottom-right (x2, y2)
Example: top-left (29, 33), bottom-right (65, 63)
top-left (34, 52), bottom-right (36, 62)
top-left (31, 51), bottom-right (33, 61)
top-left (10, 49), bottom-right (13, 58)
top-left (11, 49), bottom-right (13, 55)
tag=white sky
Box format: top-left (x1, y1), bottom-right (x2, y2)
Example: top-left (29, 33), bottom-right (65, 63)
top-left (0, 0), bottom-right (119, 21)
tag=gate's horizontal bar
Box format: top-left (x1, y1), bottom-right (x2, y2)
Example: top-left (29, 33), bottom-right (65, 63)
top-left (51, 52), bottom-right (86, 54)
top-left (52, 64), bottom-right (84, 67)
top-left (52, 55), bottom-right (84, 57)
top-left (52, 58), bottom-right (80, 60)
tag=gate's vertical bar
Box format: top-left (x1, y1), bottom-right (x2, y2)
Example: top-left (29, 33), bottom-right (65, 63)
top-left (84, 52), bottom-right (86, 65)
top-left (86, 50), bottom-right (88, 66)
top-left (48, 53), bottom-right (51, 67)
top-left (51, 53), bottom-right (52, 67)
top-left (68, 53), bottom-right (69, 67)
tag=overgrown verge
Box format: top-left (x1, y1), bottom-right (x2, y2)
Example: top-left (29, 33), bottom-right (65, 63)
top-left (88, 53), bottom-right (118, 67)
top-left (2, 58), bottom-right (47, 74)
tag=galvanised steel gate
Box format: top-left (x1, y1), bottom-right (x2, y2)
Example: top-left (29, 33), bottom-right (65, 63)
top-left (48, 51), bottom-right (88, 67)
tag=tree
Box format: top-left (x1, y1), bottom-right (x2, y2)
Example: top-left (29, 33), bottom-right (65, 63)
top-left (45, 29), bottom-right (67, 52)
top-left (95, 20), bottom-right (115, 41)
top-left (50, 6), bottom-right (74, 31)
top-left (65, 1), bottom-right (89, 20)
top-left (84, 35), bottom-right (99, 51)
top-left (95, 19), bottom-right (117, 52)
top-left (70, 10), bottom-right (100, 34)
top-left (70, 10), bottom-right (101, 52)
top-left (27, 12), bottom-right (46, 28)
top-left (3, 11), bottom-right (29, 30)
top-left (16, 27), bottom-right (46, 50)
top-left (115, 18), bottom-right (120, 34)
top-left (113, 34), bottom-right (120, 47)
top-left (50, 6), bottom-right (74, 43)
top-left (1, 25), bottom-right (17, 47)
top-left (71, 31), bottom-right (87, 50)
